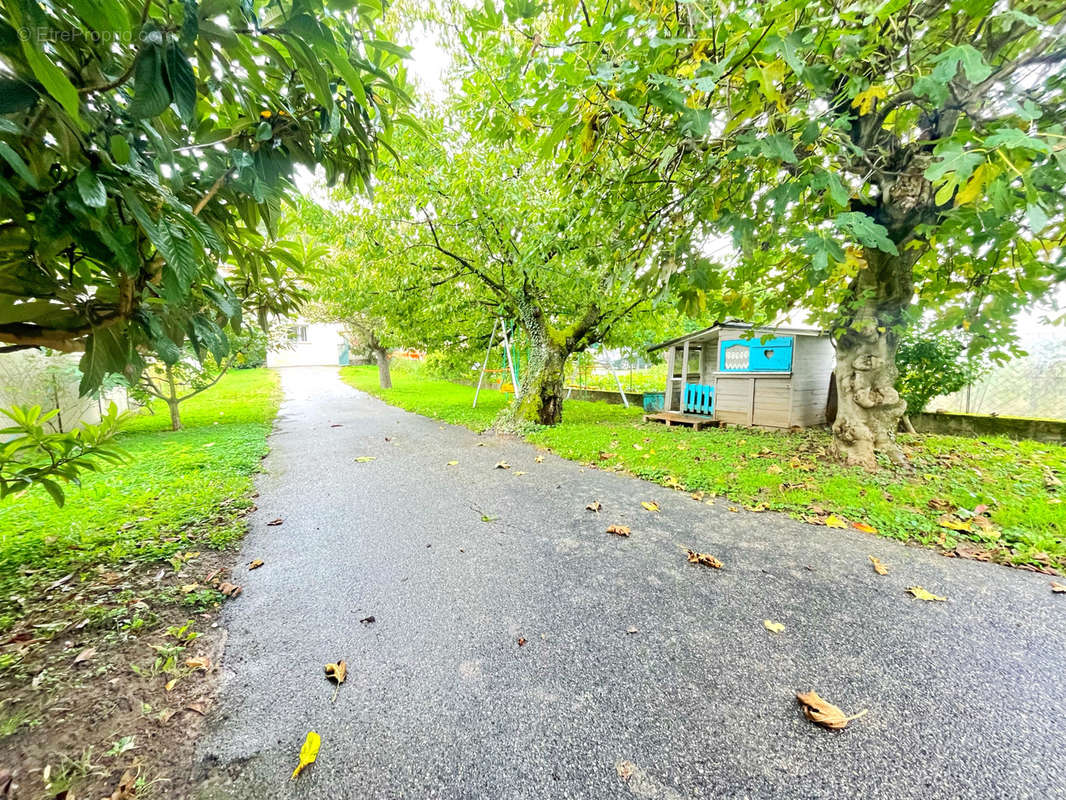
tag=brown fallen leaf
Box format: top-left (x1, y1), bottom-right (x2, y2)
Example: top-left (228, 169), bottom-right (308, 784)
top-left (325, 659), bottom-right (347, 702)
top-left (186, 702), bottom-right (208, 715)
top-left (907, 585), bottom-right (947, 602)
top-left (185, 656), bottom-right (211, 671)
top-left (927, 497), bottom-right (955, 511)
top-left (1051, 582), bottom-right (1066, 593)
top-left (640, 501), bottom-right (660, 512)
top-left (869, 555), bottom-right (888, 575)
top-left (248, 559), bottom-right (264, 570)
top-left (606, 525), bottom-right (631, 537)
top-left (266, 518), bottom-right (284, 526)
top-left (617, 760), bottom-right (636, 781)
top-left (517, 637), bottom-right (527, 647)
top-left (586, 501), bottom-right (602, 512)
top-left (107, 769), bottom-right (137, 800)
top-left (72, 647), bottom-right (96, 665)
top-left (218, 582), bottom-right (242, 598)
top-left (686, 549), bottom-right (722, 569)
top-left (796, 690), bottom-right (868, 730)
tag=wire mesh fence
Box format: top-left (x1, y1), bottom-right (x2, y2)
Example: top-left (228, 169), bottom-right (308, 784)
top-left (928, 358), bottom-right (1066, 420)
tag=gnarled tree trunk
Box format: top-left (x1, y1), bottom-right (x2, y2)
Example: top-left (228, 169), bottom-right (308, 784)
top-left (511, 340), bottom-right (567, 425)
top-left (831, 249), bottom-right (913, 469)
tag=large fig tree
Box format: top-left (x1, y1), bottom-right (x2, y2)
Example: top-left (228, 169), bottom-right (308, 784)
top-left (459, 0), bottom-right (1066, 467)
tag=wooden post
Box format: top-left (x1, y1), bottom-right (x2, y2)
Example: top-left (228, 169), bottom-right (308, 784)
top-left (680, 341), bottom-right (690, 413)
top-left (664, 346), bottom-right (676, 412)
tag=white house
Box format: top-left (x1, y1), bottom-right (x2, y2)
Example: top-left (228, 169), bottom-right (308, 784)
top-left (267, 320), bottom-right (349, 367)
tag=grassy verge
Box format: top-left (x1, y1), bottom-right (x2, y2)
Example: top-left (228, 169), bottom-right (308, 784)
top-left (0, 367), bottom-right (280, 797)
top-left (342, 362), bottom-right (1065, 573)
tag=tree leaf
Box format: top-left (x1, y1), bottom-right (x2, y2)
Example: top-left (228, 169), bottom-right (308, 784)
top-left (796, 690), bottom-right (867, 730)
top-left (0, 142), bottom-right (38, 188)
top-left (128, 44), bottom-right (172, 119)
top-left (640, 501), bottom-right (660, 512)
top-left (354, 456), bottom-right (376, 462)
top-left (763, 619), bottom-right (785, 634)
top-left (851, 521), bottom-right (877, 534)
top-left (686, 549), bottom-right (722, 568)
top-left (164, 44), bottom-right (198, 125)
top-left (824, 514), bottom-right (847, 529)
top-left (291, 731), bottom-right (321, 780)
top-left (586, 500), bottom-right (602, 512)
top-left (907, 585), bottom-right (947, 602)
top-left (248, 559), bottom-right (264, 570)
top-left (606, 525), bottom-right (630, 537)
top-left (76, 168), bottom-right (107, 208)
top-left (868, 555), bottom-right (888, 575)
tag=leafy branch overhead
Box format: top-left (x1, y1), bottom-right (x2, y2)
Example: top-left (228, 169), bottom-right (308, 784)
top-left (0, 0), bottom-right (413, 390)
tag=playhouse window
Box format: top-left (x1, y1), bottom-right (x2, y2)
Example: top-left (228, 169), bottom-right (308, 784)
top-left (289, 324), bottom-right (309, 343)
top-left (723, 344), bottom-right (749, 370)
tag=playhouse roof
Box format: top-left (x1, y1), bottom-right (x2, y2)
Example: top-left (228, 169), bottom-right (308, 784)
top-left (646, 320), bottom-right (826, 353)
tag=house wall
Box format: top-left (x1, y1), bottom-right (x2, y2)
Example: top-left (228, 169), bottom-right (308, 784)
top-left (788, 335), bottom-right (836, 427)
top-left (267, 322), bottom-right (346, 367)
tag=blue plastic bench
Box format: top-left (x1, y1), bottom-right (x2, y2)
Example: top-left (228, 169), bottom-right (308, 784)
top-left (683, 383), bottom-right (715, 415)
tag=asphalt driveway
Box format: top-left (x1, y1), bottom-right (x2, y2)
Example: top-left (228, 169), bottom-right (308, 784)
top-left (194, 366), bottom-right (1066, 799)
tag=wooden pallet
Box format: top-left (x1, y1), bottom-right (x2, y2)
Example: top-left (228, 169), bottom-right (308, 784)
top-left (642, 411), bottom-right (722, 431)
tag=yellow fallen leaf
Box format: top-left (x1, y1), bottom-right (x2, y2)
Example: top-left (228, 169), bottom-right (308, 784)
top-left (824, 515), bottom-right (847, 529)
top-left (185, 656), bottom-right (211, 671)
top-left (937, 514), bottom-right (974, 533)
top-left (851, 521), bottom-right (877, 534)
top-left (641, 501), bottom-right (660, 512)
top-left (606, 525), bottom-right (631, 537)
top-left (447, 460), bottom-right (458, 466)
top-left (586, 501), bottom-right (602, 512)
top-left (181, 583), bottom-right (199, 593)
top-left (494, 461), bottom-right (510, 470)
top-left (291, 731), bottom-right (321, 780)
top-left (325, 660), bottom-right (347, 684)
top-left (685, 549), bottom-right (722, 569)
top-left (763, 619), bottom-right (785, 634)
top-left (513, 471), bottom-right (527, 476)
top-left (1051, 582), bottom-right (1066, 593)
top-left (535, 455), bottom-right (544, 463)
top-left (907, 585), bottom-right (947, 602)
top-left (869, 555), bottom-right (888, 575)
top-left (796, 690), bottom-right (867, 730)
top-left (165, 677), bottom-right (179, 691)
top-left (248, 559), bottom-right (264, 570)
top-left (354, 456), bottom-right (375, 463)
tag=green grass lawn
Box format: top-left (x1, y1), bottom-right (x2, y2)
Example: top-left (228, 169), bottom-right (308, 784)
top-left (0, 368), bottom-right (281, 632)
top-left (342, 362), bottom-right (1065, 573)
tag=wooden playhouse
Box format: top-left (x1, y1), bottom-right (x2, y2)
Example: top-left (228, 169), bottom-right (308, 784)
top-left (644, 323), bottom-right (836, 430)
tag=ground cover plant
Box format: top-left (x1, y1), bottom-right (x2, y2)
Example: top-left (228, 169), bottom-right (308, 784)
top-left (342, 363), bottom-right (1065, 574)
top-left (0, 367), bottom-right (279, 798)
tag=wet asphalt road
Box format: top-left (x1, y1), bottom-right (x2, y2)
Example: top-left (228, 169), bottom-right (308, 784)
top-left (195, 367), bottom-right (1066, 800)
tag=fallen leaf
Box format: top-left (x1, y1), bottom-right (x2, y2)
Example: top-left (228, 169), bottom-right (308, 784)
top-left (266, 518), bottom-right (284, 526)
top-left (625, 626), bottom-right (638, 635)
top-left (796, 690), bottom-right (867, 730)
top-left (686, 549), bottom-right (722, 569)
top-left (535, 456), bottom-right (544, 463)
top-left (185, 656), bottom-right (211, 671)
top-left (517, 637), bottom-right (527, 646)
top-left (824, 515), bottom-right (847, 529)
top-left (360, 615), bottom-right (375, 625)
top-left (763, 619), bottom-right (785, 634)
top-left (218, 582), bottom-right (242, 598)
top-left (495, 461), bottom-right (510, 470)
top-left (324, 660), bottom-right (347, 684)
top-left (851, 521), bottom-right (877, 534)
top-left (186, 702), bottom-right (208, 715)
top-left (766, 464), bottom-right (783, 475)
top-left (586, 501), bottom-right (602, 512)
top-left (1043, 466), bottom-right (1062, 490)
top-left (606, 525), bottom-right (631, 537)
top-left (72, 647), bottom-right (96, 665)
top-left (513, 471), bottom-right (527, 476)
top-left (1050, 582), bottom-right (1066, 594)
top-left (617, 760), bottom-right (636, 781)
top-left (291, 731), bottom-right (321, 780)
top-left (927, 497), bottom-right (955, 511)
top-left (48, 573), bottom-right (74, 591)
top-left (248, 559), bottom-right (264, 570)
top-left (354, 456), bottom-right (376, 463)
top-left (641, 501), bottom-right (660, 512)
top-left (907, 585), bottom-right (947, 602)
top-left (165, 677), bottom-right (179, 691)
top-left (180, 583), bottom-right (199, 593)
top-left (447, 460), bottom-right (458, 466)
top-left (868, 556), bottom-right (888, 575)
top-left (937, 514), bottom-right (974, 533)
top-left (107, 769), bottom-right (137, 800)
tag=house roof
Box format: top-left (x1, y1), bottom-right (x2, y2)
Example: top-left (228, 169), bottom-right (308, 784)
top-left (646, 321), bottom-right (826, 353)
